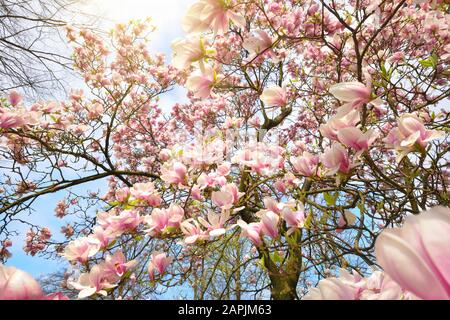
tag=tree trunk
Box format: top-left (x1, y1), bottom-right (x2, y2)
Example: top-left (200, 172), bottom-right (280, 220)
top-left (260, 246), bottom-right (301, 300)
top-left (270, 273), bottom-right (299, 300)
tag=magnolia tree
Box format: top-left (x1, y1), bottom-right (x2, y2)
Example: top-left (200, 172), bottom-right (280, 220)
top-left (0, 0), bottom-right (449, 300)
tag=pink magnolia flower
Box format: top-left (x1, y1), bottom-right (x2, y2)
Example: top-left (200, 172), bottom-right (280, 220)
top-left (185, 65), bottom-right (216, 99)
top-left (161, 161), bottom-right (187, 185)
top-left (337, 127), bottom-right (379, 153)
top-left (109, 210), bottom-right (143, 233)
top-left (211, 190), bottom-right (234, 209)
top-left (182, 135), bottom-right (227, 166)
top-left (45, 292), bottom-right (70, 300)
top-left (383, 113), bottom-right (443, 162)
top-left (103, 250), bottom-right (137, 278)
top-left (281, 204), bottom-right (306, 235)
top-left (69, 264), bottom-right (117, 299)
top-left (274, 179), bottom-right (287, 193)
top-left (212, 183), bottom-right (243, 209)
top-left (191, 184), bottom-right (203, 200)
top-left (249, 116), bottom-right (261, 128)
top-left (260, 85), bottom-right (287, 107)
top-left (321, 142), bottom-right (355, 175)
top-left (237, 220), bottom-right (263, 246)
top-left (198, 210), bottom-right (231, 237)
top-left (171, 35), bottom-right (207, 70)
top-left (0, 111), bottom-right (26, 129)
top-left (148, 252), bottom-right (173, 281)
top-left (57, 160), bottom-right (67, 167)
top-left (90, 226), bottom-right (114, 249)
top-left (24, 110), bottom-right (41, 126)
top-left (366, 0), bottom-right (381, 13)
top-left (319, 105), bottom-right (360, 141)
top-left (87, 102), bottom-right (103, 120)
top-left (303, 275), bottom-right (357, 300)
top-left (263, 197), bottom-right (284, 215)
top-left (62, 237), bottom-right (101, 263)
top-left (232, 143), bottom-right (285, 176)
top-left (180, 219), bottom-right (208, 244)
top-left (329, 81), bottom-right (371, 109)
top-left (291, 151), bottom-right (319, 177)
top-left (387, 51), bottom-right (405, 64)
top-left (144, 204), bottom-right (184, 236)
top-left (336, 210), bottom-right (358, 233)
top-left (303, 268), bottom-right (411, 300)
top-left (54, 200), bottom-right (69, 218)
top-left (375, 206), bottom-right (450, 300)
top-left (159, 148), bottom-right (171, 161)
top-left (129, 182), bottom-right (161, 206)
top-left (115, 187), bottom-right (130, 203)
top-left (260, 211), bottom-right (280, 239)
top-left (8, 90), bottom-right (22, 106)
top-left (356, 271), bottom-right (411, 300)
top-left (243, 29), bottom-right (274, 58)
top-left (197, 172), bottom-right (217, 189)
top-left (182, 1), bottom-right (210, 33)
top-left (0, 265), bottom-right (43, 300)
top-left (223, 183), bottom-right (243, 203)
top-left (216, 162), bottom-right (231, 176)
top-left (284, 172), bottom-right (301, 187)
top-left (182, 0), bottom-right (245, 35)
top-left (96, 210), bottom-right (118, 232)
top-left (224, 116), bottom-right (243, 129)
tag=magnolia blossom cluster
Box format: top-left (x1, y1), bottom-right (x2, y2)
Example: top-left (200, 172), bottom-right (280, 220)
top-left (0, 91), bottom-right (41, 130)
top-left (144, 204), bottom-right (184, 237)
top-left (0, 239), bottom-right (12, 262)
top-left (305, 206), bottom-right (450, 300)
top-left (0, 0), bottom-right (448, 301)
top-left (238, 198), bottom-right (307, 246)
top-left (23, 228), bottom-right (52, 256)
top-left (55, 200), bottom-right (69, 218)
top-left (68, 250), bottom-right (137, 298)
top-left (114, 182), bottom-right (162, 206)
top-left (303, 269), bottom-right (414, 300)
top-left (147, 252), bottom-right (172, 281)
top-left (172, 0), bottom-right (246, 99)
top-left (62, 209), bottom-right (145, 265)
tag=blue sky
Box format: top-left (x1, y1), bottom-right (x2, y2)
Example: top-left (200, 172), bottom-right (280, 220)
top-left (6, 0), bottom-right (195, 279)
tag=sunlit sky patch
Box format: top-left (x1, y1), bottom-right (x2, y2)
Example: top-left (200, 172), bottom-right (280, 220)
top-left (79, 0), bottom-right (195, 53)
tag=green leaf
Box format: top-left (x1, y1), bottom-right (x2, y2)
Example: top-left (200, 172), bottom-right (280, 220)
top-left (106, 240), bottom-right (117, 249)
top-left (380, 62), bottom-right (391, 81)
top-left (127, 199), bottom-right (140, 206)
top-left (420, 54), bottom-right (438, 69)
top-left (431, 53), bottom-right (438, 65)
top-left (304, 210), bottom-right (313, 229)
top-left (285, 233), bottom-right (297, 246)
top-left (324, 192), bottom-right (337, 206)
top-left (123, 203), bottom-right (135, 210)
top-left (376, 201), bottom-right (385, 211)
top-left (419, 59), bottom-right (434, 68)
top-left (271, 251), bottom-right (283, 264)
top-left (164, 226), bottom-right (177, 234)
